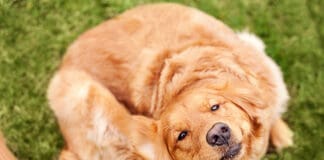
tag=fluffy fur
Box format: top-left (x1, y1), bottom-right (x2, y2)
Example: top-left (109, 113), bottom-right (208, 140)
top-left (48, 3), bottom-right (293, 160)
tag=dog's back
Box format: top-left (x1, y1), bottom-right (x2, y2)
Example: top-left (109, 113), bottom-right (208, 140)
top-left (60, 3), bottom-right (274, 115)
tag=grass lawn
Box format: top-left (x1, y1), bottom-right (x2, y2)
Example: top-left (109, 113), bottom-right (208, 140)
top-left (0, 0), bottom-right (323, 159)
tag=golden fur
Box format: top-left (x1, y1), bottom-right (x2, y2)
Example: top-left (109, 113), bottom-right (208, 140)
top-left (48, 3), bottom-right (293, 160)
top-left (0, 133), bottom-right (16, 160)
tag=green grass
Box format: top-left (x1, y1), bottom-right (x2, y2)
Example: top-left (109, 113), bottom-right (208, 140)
top-left (0, 0), bottom-right (323, 159)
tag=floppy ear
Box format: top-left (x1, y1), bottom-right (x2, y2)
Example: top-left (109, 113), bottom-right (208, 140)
top-left (220, 80), bottom-right (268, 119)
top-left (220, 85), bottom-right (268, 138)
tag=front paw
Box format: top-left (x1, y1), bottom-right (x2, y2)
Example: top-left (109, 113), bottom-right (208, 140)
top-left (270, 118), bottom-right (293, 150)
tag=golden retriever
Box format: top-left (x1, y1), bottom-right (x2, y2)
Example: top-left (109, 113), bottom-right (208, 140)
top-left (0, 133), bottom-right (16, 160)
top-left (48, 3), bottom-right (293, 160)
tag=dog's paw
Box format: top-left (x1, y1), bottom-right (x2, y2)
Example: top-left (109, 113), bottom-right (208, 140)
top-left (270, 118), bottom-right (293, 150)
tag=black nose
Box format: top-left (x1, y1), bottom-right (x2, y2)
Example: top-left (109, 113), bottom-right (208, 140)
top-left (206, 122), bottom-right (231, 146)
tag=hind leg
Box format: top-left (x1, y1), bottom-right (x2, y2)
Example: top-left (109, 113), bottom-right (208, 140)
top-left (47, 69), bottom-right (141, 159)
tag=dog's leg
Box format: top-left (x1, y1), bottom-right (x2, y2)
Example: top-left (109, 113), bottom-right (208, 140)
top-left (270, 118), bottom-right (293, 150)
top-left (47, 69), bottom-right (145, 160)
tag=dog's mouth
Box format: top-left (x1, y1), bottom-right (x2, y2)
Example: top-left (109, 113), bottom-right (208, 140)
top-left (220, 143), bottom-right (241, 160)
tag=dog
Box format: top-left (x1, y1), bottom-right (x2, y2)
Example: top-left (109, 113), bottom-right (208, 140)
top-left (48, 3), bottom-right (293, 160)
top-left (0, 133), bottom-right (16, 160)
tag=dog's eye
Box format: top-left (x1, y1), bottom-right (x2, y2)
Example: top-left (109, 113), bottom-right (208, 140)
top-left (211, 104), bottom-right (220, 111)
top-left (177, 131), bottom-right (188, 141)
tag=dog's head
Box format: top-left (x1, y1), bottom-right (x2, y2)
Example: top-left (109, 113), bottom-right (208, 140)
top-left (159, 82), bottom-right (269, 160)
top-left (151, 47), bottom-right (272, 159)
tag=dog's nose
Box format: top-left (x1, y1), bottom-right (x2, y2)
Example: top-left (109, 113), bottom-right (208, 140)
top-left (206, 122), bottom-right (231, 146)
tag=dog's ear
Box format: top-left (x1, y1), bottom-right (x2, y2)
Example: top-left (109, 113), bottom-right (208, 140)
top-left (220, 80), bottom-right (268, 119)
